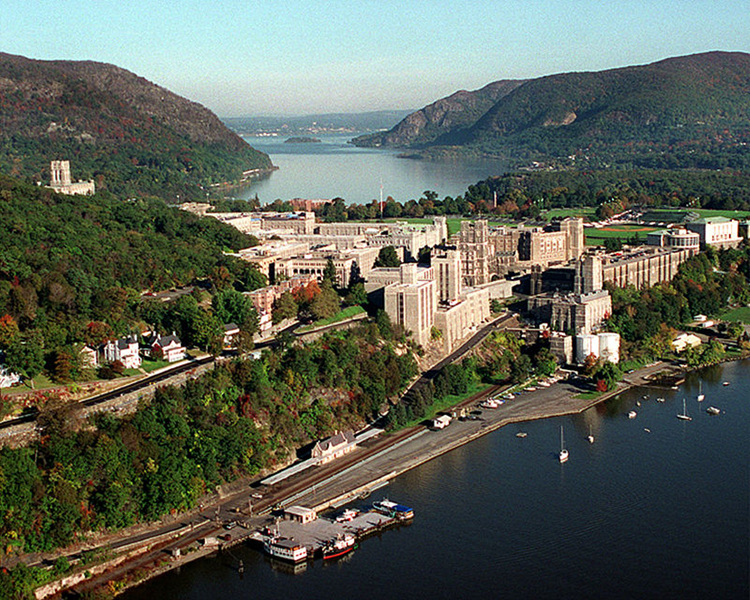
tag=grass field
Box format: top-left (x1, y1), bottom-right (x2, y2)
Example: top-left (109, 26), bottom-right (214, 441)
top-left (585, 223), bottom-right (658, 245)
top-left (542, 207), bottom-right (597, 220)
top-left (719, 306), bottom-right (750, 323)
top-left (641, 208), bottom-right (750, 224)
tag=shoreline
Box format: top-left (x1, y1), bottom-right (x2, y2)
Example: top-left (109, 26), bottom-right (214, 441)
top-left (29, 356), bottom-right (744, 596)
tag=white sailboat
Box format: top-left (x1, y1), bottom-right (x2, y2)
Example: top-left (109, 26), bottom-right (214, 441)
top-left (559, 426), bottom-right (569, 463)
top-left (587, 424), bottom-right (595, 444)
top-left (676, 398), bottom-right (692, 421)
top-left (697, 380), bottom-right (705, 402)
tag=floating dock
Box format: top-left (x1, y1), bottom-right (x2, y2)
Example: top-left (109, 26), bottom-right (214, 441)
top-left (249, 507), bottom-right (406, 563)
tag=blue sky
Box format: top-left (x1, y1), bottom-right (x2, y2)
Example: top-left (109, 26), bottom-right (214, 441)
top-left (1, 0), bottom-right (748, 117)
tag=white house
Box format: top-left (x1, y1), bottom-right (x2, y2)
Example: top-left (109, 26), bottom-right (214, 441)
top-left (672, 332), bottom-right (702, 352)
top-left (0, 364), bottom-right (21, 388)
top-left (79, 345), bottom-right (98, 368)
top-left (103, 335), bottom-right (141, 369)
top-left (145, 333), bottom-right (186, 363)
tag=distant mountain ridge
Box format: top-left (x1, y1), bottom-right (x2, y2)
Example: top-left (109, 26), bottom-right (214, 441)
top-left (353, 52), bottom-right (750, 170)
top-left (353, 80), bottom-right (526, 148)
top-left (0, 52), bottom-right (272, 199)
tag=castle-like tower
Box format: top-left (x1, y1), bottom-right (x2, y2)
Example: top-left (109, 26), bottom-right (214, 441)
top-left (50, 160), bottom-right (72, 187)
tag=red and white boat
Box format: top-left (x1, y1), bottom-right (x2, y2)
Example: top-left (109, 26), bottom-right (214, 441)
top-left (322, 533), bottom-right (357, 560)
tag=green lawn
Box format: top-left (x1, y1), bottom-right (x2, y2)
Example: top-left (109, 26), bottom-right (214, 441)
top-left (3, 373), bottom-right (58, 394)
top-left (585, 224), bottom-right (658, 245)
top-left (720, 306), bottom-right (750, 323)
top-left (543, 207), bottom-right (597, 220)
top-left (141, 359), bottom-right (171, 373)
top-left (394, 381), bottom-right (492, 431)
top-left (297, 305), bottom-right (366, 332)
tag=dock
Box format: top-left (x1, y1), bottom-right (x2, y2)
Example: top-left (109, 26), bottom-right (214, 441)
top-left (249, 508), bottom-right (403, 560)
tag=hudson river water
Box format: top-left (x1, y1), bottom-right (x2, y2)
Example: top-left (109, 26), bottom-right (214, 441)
top-left (125, 361), bottom-right (749, 600)
top-left (236, 134), bottom-right (508, 204)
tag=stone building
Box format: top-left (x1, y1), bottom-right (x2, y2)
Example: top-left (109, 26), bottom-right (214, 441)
top-left (457, 218), bottom-right (585, 285)
top-left (384, 263), bottom-right (437, 347)
top-left (47, 160), bottom-right (95, 196)
top-left (601, 247), bottom-right (694, 290)
top-left (646, 228), bottom-right (700, 251)
top-left (527, 290), bottom-right (612, 335)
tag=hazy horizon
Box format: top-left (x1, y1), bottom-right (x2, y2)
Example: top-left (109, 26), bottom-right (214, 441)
top-left (2, 1), bottom-right (749, 117)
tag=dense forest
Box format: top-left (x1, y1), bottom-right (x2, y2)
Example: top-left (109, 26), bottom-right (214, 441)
top-left (0, 176), bottom-right (266, 391)
top-left (0, 53), bottom-right (272, 201)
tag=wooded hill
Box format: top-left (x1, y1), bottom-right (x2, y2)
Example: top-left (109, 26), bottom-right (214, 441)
top-left (353, 52), bottom-right (750, 170)
top-left (0, 53), bottom-right (272, 200)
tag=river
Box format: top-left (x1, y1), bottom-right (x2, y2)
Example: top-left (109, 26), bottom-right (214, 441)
top-left (124, 361), bottom-right (749, 600)
top-left (236, 134), bottom-right (507, 204)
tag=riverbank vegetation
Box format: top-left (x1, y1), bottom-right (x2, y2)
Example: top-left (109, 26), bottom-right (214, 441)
top-left (0, 322), bottom-right (417, 575)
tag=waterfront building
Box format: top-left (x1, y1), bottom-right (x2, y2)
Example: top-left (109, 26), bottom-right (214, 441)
top-left (685, 216), bottom-right (742, 249)
top-left (284, 506), bottom-right (317, 524)
top-left (47, 160), bottom-right (95, 196)
top-left (311, 430), bottom-right (356, 464)
top-left (574, 332), bottom-right (621, 364)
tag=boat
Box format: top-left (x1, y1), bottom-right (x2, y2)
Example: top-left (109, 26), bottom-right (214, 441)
top-left (656, 397), bottom-right (665, 403)
top-left (264, 537), bottom-right (308, 563)
top-left (559, 426), bottom-right (569, 463)
top-left (516, 432), bottom-right (528, 438)
top-left (335, 508), bottom-right (359, 523)
top-left (723, 381), bottom-right (730, 386)
top-left (628, 411), bottom-right (637, 419)
top-left (706, 406), bottom-right (721, 415)
top-left (676, 398), bottom-right (692, 421)
top-left (697, 380), bottom-right (705, 402)
top-left (372, 498), bottom-right (414, 520)
top-left (587, 425), bottom-right (595, 444)
top-left (322, 533), bottom-right (357, 560)
top-left (644, 428), bottom-right (651, 433)
top-left (480, 398), bottom-right (501, 409)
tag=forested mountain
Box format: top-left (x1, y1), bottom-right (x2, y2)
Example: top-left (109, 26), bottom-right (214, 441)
top-left (352, 80), bottom-right (525, 147)
top-left (0, 175), bottom-right (266, 382)
top-left (353, 52), bottom-right (750, 169)
top-left (0, 53), bottom-right (272, 200)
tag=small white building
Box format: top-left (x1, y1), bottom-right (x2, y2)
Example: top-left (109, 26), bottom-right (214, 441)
top-left (672, 332), bottom-right (702, 352)
top-left (285, 505), bottom-right (317, 524)
top-left (0, 364), bottom-right (21, 388)
top-left (79, 345), bottom-right (99, 368)
top-left (223, 323), bottom-right (240, 349)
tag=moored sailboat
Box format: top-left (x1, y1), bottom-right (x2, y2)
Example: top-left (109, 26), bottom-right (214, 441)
top-left (559, 426), bottom-right (569, 463)
top-left (676, 398), bottom-right (692, 421)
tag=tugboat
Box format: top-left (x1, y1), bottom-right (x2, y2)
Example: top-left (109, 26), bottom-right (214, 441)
top-left (322, 533), bottom-right (357, 560)
top-left (372, 498), bottom-right (414, 520)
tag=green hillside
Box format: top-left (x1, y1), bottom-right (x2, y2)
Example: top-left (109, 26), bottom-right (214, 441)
top-left (0, 53), bottom-right (273, 201)
top-left (357, 52), bottom-right (750, 170)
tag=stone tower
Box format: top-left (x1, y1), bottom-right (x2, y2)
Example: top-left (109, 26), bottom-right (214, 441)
top-left (433, 249), bottom-right (462, 303)
top-left (50, 160), bottom-right (72, 187)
